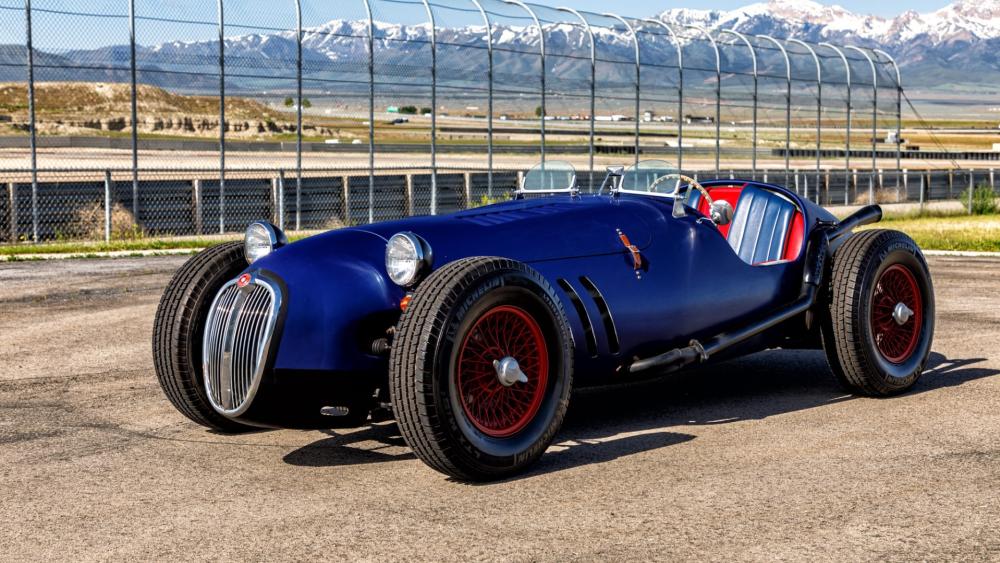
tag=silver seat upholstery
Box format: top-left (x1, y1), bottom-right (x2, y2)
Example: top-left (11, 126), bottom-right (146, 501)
top-left (726, 186), bottom-right (796, 265)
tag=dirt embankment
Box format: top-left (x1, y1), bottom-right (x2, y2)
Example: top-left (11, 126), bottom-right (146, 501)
top-left (0, 82), bottom-right (348, 140)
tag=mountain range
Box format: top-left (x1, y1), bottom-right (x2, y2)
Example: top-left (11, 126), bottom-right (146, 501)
top-left (0, 0), bottom-right (997, 95)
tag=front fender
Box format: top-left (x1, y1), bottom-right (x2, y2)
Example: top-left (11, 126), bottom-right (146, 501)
top-left (252, 229), bottom-right (403, 374)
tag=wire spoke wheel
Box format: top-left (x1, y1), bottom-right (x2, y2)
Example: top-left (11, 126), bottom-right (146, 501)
top-left (457, 305), bottom-right (549, 438)
top-left (823, 229), bottom-right (934, 397)
top-left (871, 264), bottom-right (923, 364)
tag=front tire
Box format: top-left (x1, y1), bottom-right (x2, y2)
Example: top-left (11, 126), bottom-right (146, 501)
top-left (822, 229), bottom-right (935, 396)
top-left (389, 257), bottom-right (574, 481)
top-left (153, 242), bottom-right (255, 432)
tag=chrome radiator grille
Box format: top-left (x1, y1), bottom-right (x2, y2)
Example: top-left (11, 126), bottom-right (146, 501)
top-left (202, 276), bottom-right (279, 416)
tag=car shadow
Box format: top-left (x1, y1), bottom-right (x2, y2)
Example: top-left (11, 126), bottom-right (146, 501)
top-left (282, 351), bottom-right (998, 476)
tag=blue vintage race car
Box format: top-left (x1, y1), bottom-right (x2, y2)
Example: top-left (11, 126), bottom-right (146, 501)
top-left (153, 161), bottom-right (935, 480)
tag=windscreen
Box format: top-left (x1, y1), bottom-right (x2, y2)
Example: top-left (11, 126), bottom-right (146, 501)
top-left (521, 161), bottom-right (577, 192)
top-left (621, 160), bottom-right (681, 195)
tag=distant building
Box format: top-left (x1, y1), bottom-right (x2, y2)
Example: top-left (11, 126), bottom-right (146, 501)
top-left (685, 115), bottom-right (714, 124)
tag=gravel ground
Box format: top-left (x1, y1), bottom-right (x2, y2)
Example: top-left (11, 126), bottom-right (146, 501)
top-left (1, 254), bottom-right (998, 562)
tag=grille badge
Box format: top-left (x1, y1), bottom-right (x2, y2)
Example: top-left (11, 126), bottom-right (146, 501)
top-left (237, 273), bottom-right (252, 288)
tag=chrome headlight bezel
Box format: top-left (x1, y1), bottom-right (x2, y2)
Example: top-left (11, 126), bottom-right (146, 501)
top-left (244, 221), bottom-right (288, 264)
top-left (385, 232), bottom-right (432, 288)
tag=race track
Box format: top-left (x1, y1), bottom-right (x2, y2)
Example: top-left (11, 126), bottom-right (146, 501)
top-left (1, 254), bottom-right (998, 561)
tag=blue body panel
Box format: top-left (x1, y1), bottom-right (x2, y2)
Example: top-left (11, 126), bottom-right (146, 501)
top-left (248, 180), bottom-right (834, 383)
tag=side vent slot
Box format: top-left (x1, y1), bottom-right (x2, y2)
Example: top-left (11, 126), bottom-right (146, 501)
top-left (557, 279), bottom-right (598, 358)
top-left (579, 276), bottom-right (620, 354)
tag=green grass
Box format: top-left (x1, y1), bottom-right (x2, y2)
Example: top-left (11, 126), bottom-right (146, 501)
top-left (861, 213), bottom-right (1000, 252)
top-left (0, 233), bottom-right (318, 257)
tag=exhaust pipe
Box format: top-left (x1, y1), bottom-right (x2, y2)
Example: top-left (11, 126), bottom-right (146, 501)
top-left (629, 233), bottom-right (830, 376)
top-left (827, 204), bottom-right (882, 243)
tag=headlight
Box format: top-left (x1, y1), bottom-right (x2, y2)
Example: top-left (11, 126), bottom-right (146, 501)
top-left (244, 221), bottom-right (287, 264)
top-left (386, 232), bottom-right (431, 287)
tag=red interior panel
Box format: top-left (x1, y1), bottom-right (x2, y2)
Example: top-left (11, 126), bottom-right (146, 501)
top-left (782, 211), bottom-right (805, 261)
top-left (696, 185), bottom-right (745, 238)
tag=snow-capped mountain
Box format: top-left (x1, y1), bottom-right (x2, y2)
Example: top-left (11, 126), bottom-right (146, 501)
top-left (2, 1), bottom-right (998, 91)
top-left (657, 0), bottom-right (1000, 88)
top-left (659, 0), bottom-right (1000, 45)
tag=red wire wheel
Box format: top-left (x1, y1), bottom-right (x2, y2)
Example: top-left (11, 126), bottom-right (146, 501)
top-left (871, 264), bottom-right (923, 364)
top-left (456, 305), bottom-right (550, 438)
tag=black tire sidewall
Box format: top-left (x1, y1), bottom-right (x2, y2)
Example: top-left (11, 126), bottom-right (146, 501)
top-left (432, 269), bottom-right (572, 470)
top-left (153, 242), bottom-right (253, 431)
top-left (181, 252), bottom-right (246, 414)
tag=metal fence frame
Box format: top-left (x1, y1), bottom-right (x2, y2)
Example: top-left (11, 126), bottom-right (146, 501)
top-left (2, 1), bottom-right (955, 243)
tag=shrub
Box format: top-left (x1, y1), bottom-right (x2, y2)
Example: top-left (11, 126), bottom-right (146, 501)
top-left (852, 188), bottom-right (906, 205)
top-left (475, 194), bottom-right (512, 208)
top-left (957, 184), bottom-right (998, 215)
top-left (70, 202), bottom-right (144, 241)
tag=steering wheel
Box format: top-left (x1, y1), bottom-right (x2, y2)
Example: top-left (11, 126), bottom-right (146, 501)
top-left (647, 173), bottom-right (715, 212)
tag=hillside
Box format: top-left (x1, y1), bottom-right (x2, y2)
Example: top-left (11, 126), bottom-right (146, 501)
top-left (0, 82), bottom-right (335, 139)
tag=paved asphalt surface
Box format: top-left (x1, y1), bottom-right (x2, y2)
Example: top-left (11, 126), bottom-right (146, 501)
top-left (1, 254), bottom-right (998, 561)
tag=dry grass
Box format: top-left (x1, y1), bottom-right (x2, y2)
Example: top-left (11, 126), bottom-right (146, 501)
top-left (69, 202), bottom-right (144, 241)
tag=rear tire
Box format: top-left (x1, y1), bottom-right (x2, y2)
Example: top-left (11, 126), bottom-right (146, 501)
top-left (389, 257), bottom-right (574, 481)
top-left (822, 229), bottom-right (934, 396)
top-left (152, 242), bottom-right (256, 432)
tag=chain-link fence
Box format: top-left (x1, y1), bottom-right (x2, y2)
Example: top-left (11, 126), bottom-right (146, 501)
top-left (0, 0), bottom-right (995, 244)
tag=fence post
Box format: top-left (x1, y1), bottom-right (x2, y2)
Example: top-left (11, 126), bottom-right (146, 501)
top-left (192, 179), bottom-right (203, 235)
top-left (362, 0), bottom-right (375, 225)
top-left (216, 0), bottom-right (226, 234)
top-left (342, 175), bottom-right (351, 227)
top-left (918, 172), bottom-right (925, 212)
top-left (294, 0), bottom-right (303, 233)
top-left (7, 182), bottom-right (17, 242)
top-left (104, 170), bottom-right (113, 243)
top-left (405, 174), bottom-right (414, 216)
top-left (471, 1), bottom-right (494, 198)
top-left (948, 169), bottom-right (953, 199)
top-left (276, 169), bottom-right (285, 230)
top-left (991, 168), bottom-right (995, 191)
top-left (129, 0), bottom-right (139, 225)
top-left (25, 0), bottom-right (38, 242)
top-left (420, 1), bottom-right (438, 215)
top-left (295, 169), bottom-right (302, 232)
top-left (968, 172), bottom-right (974, 215)
top-left (464, 172), bottom-right (472, 209)
top-left (903, 169), bottom-right (908, 201)
top-left (851, 169), bottom-right (858, 205)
